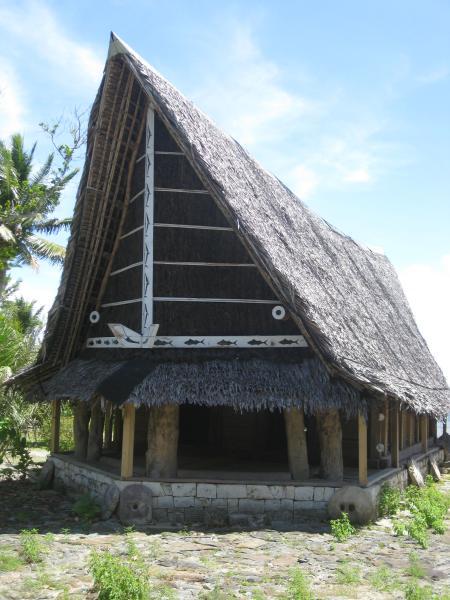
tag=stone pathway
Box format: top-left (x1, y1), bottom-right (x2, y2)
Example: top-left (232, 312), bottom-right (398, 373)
top-left (0, 473), bottom-right (449, 599)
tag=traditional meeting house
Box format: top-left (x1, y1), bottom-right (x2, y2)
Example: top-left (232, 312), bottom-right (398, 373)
top-left (12, 34), bottom-right (449, 525)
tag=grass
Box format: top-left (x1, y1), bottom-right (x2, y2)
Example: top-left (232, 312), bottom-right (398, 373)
top-left (406, 552), bottom-right (426, 579)
top-left (369, 565), bottom-right (401, 593)
top-left (19, 528), bottom-right (45, 563)
top-left (283, 568), bottom-right (314, 600)
top-left (378, 483), bottom-right (402, 516)
top-left (329, 512), bottom-right (356, 542)
top-left (335, 562), bottom-right (361, 585)
top-left (72, 493), bottom-right (101, 522)
top-left (89, 550), bottom-right (148, 600)
top-left (0, 548), bottom-right (23, 572)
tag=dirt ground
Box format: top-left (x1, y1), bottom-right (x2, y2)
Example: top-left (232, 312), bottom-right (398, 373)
top-left (0, 465), bottom-right (449, 599)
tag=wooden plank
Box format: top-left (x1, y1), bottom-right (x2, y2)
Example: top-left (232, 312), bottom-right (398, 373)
top-left (284, 408), bottom-right (309, 480)
top-left (121, 403), bottom-right (136, 479)
top-left (120, 225), bottom-right (144, 240)
top-left (50, 399), bottom-right (61, 454)
top-left (383, 398), bottom-right (389, 455)
top-left (420, 415), bottom-right (428, 452)
top-left (154, 187), bottom-right (209, 194)
top-left (429, 417), bottom-right (437, 440)
top-left (87, 334), bottom-right (308, 349)
top-left (142, 108), bottom-right (155, 337)
top-left (391, 403), bottom-right (400, 468)
top-left (358, 412), bottom-right (368, 486)
top-left (153, 296), bottom-right (278, 304)
top-left (129, 189), bottom-right (145, 204)
top-left (110, 261), bottom-right (143, 276)
top-left (154, 223), bottom-right (233, 232)
top-left (409, 412), bottom-right (416, 446)
top-left (153, 260), bottom-right (255, 267)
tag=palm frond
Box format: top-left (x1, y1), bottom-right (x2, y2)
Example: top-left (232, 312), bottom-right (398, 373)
top-left (27, 234), bottom-right (66, 266)
top-left (0, 224), bottom-right (15, 243)
top-left (32, 217), bottom-right (72, 234)
top-left (30, 154), bottom-right (54, 186)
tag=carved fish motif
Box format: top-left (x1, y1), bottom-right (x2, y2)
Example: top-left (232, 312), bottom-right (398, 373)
top-left (279, 338), bottom-right (299, 345)
top-left (247, 339), bottom-right (268, 346)
top-left (184, 338), bottom-right (205, 345)
top-left (217, 339), bottom-right (238, 346)
top-left (154, 339), bottom-right (173, 346)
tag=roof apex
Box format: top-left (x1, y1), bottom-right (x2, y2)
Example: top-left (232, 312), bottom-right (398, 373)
top-left (108, 32), bottom-right (133, 59)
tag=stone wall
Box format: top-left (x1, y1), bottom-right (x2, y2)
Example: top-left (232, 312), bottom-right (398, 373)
top-left (50, 447), bottom-right (444, 527)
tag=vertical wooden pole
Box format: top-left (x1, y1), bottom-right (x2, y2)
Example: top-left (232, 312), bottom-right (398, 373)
top-left (358, 412), bottom-right (368, 486)
top-left (73, 401), bottom-right (90, 461)
top-left (121, 404), bottom-right (136, 479)
top-left (87, 399), bottom-right (104, 462)
top-left (420, 415), bottom-right (428, 452)
top-left (50, 399), bottom-right (61, 454)
top-left (390, 402), bottom-right (399, 468)
top-left (284, 408), bottom-right (309, 480)
top-left (316, 409), bottom-right (344, 481)
top-left (104, 401), bottom-right (113, 450)
top-left (428, 417), bottom-right (437, 441)
top-left (408, 413), bottom-right (415, 447)
top-left (383, 399), bottom-right (389, 455)
top-left (146, 405), bottom-right (180, 478)
top-left (399, 409), bottom-right (404, 450)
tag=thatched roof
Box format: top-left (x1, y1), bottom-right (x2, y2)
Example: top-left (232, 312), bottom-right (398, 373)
top-left (10, 33), bottom-right (450, 417)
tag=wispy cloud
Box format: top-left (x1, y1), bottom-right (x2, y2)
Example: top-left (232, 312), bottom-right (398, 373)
top-left (0, 0), bottom-right (103, 92)
top-left (417, 66), bottom-right (449, 85)
top-left (0, 58), bottom-right (26, 138)
top-left (400, 255), bottom-right (450, 382)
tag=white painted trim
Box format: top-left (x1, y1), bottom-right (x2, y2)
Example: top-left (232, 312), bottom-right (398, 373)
top-left (154, 187), bottom-right (209, 194)
top-left (101, 299), bottom-right (142, 308)
top-left (153, 297), bottom-right (277, 304)
top-left (86, 334), bottom-right (307, 349)
top-left (120, 225), bottom-right (144, 240)
top-left (129, 188), bottom-right (145, 204)
top-left (153, 261), bottom-right (256, 268)
top-left (142, 109), bottom-right (155, 336)
top-left (110, 261), bottom-right (143, 276)
top-left (154, 151), bottom-right (185, 156)
top-left (154, 223), bottom-right (233, 232)
top-left (135, 154), bottom-right (146, 163)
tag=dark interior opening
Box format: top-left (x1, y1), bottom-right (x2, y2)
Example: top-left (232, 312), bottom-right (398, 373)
top-left (178, 405), bottom-right (289, 477)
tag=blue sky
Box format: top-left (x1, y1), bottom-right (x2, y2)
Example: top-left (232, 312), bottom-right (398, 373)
top-left (0, 0), bottom-right (449, 378)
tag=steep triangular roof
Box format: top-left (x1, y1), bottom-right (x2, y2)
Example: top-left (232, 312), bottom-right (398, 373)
top-left (12, 33), bottom-right (450, 417)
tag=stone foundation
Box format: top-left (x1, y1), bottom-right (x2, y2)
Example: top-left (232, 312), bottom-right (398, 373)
top-left (51, 447), bottom-right (444, 527)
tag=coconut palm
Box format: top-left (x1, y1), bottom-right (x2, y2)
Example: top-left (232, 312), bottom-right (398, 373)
top-left (0, 133), bottom-right (77, 292)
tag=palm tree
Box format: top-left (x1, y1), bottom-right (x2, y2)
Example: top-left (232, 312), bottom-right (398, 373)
top-left (0, 133), bottom-right (77, 292)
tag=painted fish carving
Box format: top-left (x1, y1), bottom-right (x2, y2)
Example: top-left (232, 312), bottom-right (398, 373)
top-left (184, 338), bottom-right (205, 346)
top-left (279, 338), bottom-right (299, 345)
top-left (154, 339), bottom-right (173, 346)
top-left (217, 339), bottom-right (238, 346)
top-left (247, 339), bottom-right (268, 346)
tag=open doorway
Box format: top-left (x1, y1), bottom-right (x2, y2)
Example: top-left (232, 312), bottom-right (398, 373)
top-left (177, 405), bottom-right (290, 480)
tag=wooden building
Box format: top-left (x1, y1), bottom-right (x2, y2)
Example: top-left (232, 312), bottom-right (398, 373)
top-left (11, 34), bottom-right (449, 523)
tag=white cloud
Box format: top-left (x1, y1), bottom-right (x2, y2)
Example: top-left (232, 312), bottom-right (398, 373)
top-left (0, 0), bottom-right (103, 91)
top-left (417, 66), bottom-right (449, 85)
top-left (400, 255), bottom-right (450, 382)
top-left (0, 58), bottom-right (26, 138)
top-left (11, 264), bottom-right (61, 322)
top-left (289, 164), bottom-right (319, 199)
top-left (343, 167), bottom-right (372, 183)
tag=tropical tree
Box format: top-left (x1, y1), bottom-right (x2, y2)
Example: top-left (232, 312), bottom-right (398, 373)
top-left (0, 133), bottom-right (78, 293)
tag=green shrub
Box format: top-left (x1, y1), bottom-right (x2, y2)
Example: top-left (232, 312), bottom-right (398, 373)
top-left (378, 483), bottom-right (401, 516)
top-left (19, 528), bottom-right (44, 563)
top-left (0, 549), bottom-right (23, 572)
top-left (369, 565), bottom-right (401, 592)
top-left (329, 512), bottom-right (356, 542)
top-left (335, 562), bottom-right (361, 585)
top-left (406, 553), bottom-right (426, 579)
top-left (89, 550), bottom-right (148, 600)
top-left (404, 581), bottom-right (435, 600)
top-left (73, 493), bottom-right (101, 522)
top-left (284, 568), bottom-right (314, 600)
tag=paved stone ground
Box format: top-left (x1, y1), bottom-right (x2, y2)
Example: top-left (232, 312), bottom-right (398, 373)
top-left (0, 465), bottom-right (449, 599)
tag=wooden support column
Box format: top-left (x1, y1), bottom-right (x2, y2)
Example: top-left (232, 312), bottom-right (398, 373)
top-left (50, 399), bottom-right (61, 454)
top-left (284, 408), bottom-right (309, 480)
top-left (73, 401), bottom-right (90, 461)
top-left (390, 402), bottom-right (399, 468)
top-left (113, 408), bottom-right (123, 449)
top-left (316, 408), bottom-right (343, 481)
top-left (408, 412), bottom-right (415, 447)
top-left (358, 412), bottom-right (368, 486)
top-left (104, 401), bottom-right (113, 450)
top-left (383, 399), bottom-right (389, 455)
top-left (420, 415), bottom-right (428, 452)
top-left (146, 405), bottom-right (179, 478)
top-left (87, 399), bottom-right (105, 462)
top-left (429, 417), bottom-right (437, 441)
top-left (121, 403), bottom-right (136, 479)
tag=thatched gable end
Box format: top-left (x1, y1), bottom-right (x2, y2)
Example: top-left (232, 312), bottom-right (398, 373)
top-left (9, 33), bottom-right (450, 418)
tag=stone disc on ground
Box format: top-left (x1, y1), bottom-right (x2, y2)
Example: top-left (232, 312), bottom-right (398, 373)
top-left (118, 484), bottom-right (152, 525)
top-left (328, 485), bottom-right (377, 524)
top-left (37, 459), bottom-right (55, 490)
top-left (101, 483), bottom-right (120, 519)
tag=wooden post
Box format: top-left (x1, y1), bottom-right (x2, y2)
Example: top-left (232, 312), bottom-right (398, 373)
top-left (408, 412), bottom-right (415, 447)
top-left (429, 417), bottom-right (437, 441)
top-left (368, 403), bottom-right (379, 461)
top-left (358, 412), bottom-right (368, 486)
top-left (316, 409), bottom-right (343, 481)
top-left (73, 401), bottom-right (90, 461)
top-left (50, 399), bottom-right (61, 454)
top-left (284, 408), bottom-right (309, 480)
top-left (420, 415), bottom-right (428, 452)
top-left (87, 399), bottom-right (105, 462)
top-left (104, 401), bottom-right (113, 450)
top-left (399, 409), bottom-right (405, 450)
top-left (113, 408), bottom-right (123, 449)
top-left (121, 404), bottom-right (136, 479)
top-left (146, 405), bottom-right (179, 478)
top-left (390, 402), bottom-right (399, 468)
top-left (383, 399), bottom-right (389, 455)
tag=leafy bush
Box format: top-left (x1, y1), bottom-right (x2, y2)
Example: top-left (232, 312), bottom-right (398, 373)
top-left (284, 568), bottom-right (314, 600)
top-left (73, 493), bottom-right (101, 522)
top-left (404, 581), bottom-right (435, 600)
top-left (378, 483), bottom-right (401, 517)
top-left (329, 512), bottom-right (356, 542)
top-left (19, 528), bottom-right (44, 563)
top-left (89, 550), bottom-right (148, 600)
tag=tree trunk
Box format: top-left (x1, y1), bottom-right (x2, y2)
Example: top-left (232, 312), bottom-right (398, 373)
top-left (317, 408), bottom-right (343, 480)
top-left (103, 401), bottom-right (113, 451)
top-left (73, 401), bottom-right (90, 461)
top-left (284, 408), bottom-right (309, 480)
top-left (146, 405), bottom-right (179, 478)
top-left (87, 398), bottom-right (104, 461)
top-left (113, 408), bottom-right (123, 450)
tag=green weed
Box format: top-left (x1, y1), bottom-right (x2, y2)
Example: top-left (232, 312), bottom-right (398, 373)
top-left (369, 565), bottom-right (401, 592)
top-left (19, 528), bottom-right (44, 563)
top-left (283, 568), bottom-right (314, 600)
top-left (335, 562), bottom-right (361, 585)
top-left (0, 549), bottom-right (23, 572)
top-left (404, 581), bottom-right (435, 600)
top-left (406, 553), bottom-right (426, 579)
top-left (73, 493), bottom-right (101, 522)
top-left (378, 483), bottom-right (401, 516)
top-left (89, 550), bottom-right (148, 600)
top-left (329, 512), bottom-right (356, 542)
